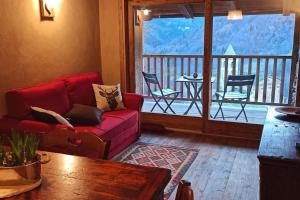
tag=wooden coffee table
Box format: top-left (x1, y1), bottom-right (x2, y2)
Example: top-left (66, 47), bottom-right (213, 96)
top-left (4, 151), bottom-right (171, 200)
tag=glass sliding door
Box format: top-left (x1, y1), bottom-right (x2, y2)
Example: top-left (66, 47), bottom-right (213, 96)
top-left (209, 1), bottom-right (296, 125)
top-left (133, 3), bottom-right (206, 118)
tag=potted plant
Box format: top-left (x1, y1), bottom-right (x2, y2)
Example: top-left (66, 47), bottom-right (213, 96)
top-left (0, 130), bottom-right (49, 187)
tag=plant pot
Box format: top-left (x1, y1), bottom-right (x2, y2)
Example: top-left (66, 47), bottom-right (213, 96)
top-left (0, 153), bottom-right (50, 186)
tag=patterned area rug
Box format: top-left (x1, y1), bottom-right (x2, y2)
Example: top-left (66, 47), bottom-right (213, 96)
top-left (114, 142), bottom-right (199, 199)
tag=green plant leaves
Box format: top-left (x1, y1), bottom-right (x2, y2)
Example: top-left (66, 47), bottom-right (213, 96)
top-left (26, 134), bottom-right (39, 162)
top-left (7, 130), bottom-right (40, 166)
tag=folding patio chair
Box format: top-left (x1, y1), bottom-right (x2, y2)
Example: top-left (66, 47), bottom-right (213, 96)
top-left (142, 72), bottom-right (180, 114)
top-left (213, 74), bottom-right (255, 122)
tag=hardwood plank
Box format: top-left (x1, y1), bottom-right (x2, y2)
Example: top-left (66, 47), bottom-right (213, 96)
top-left (139, 132), bottom-right (259, 200)
top-left (147, 56), bottom-right (151, 96)
top-left (154, 56), bottom-right (157, 91)
top-left (188, 57), bottom-right (191, 99)
top-left (247, 58), bottom-right (253, 97)
top-left (202, 143), bottom-right (238, 200)
top-left (160, 56), bottom-right (164, 89)
top-left (232, 58), bottom-right (237, 75)
top-left (240, 146), bottom-right (259, 200)
top-left (217, 58), bottom-right (221, 92)
top-left (280, 59), bottom-right (286, 104)
top-left (255, 58), bottom-right (260, 101)
top-left (248, 58), bottom-right (252, 75)
top-left (271, 58), bottom-right (277, 103)
top-left (183, 137), bottom-right (224, 200)
top-left (195, 56), bottom-right (199, 93)
top-left (223, 144), bottom-right (258, 200)
top-left (181, 57), bottom-right (184, 98)
top-left (263, 58), bottom-right (269, 102)
top-left (147, 56), bottom-right (151, 73)
top-left (178, 4), bottom-right (194, 18)
top-left (195, 56), bottom-right (199, 74)
top-left (240, 58), bottom-right (244, 92)
top-left (232, 58), bottom-right (237, 91)
top-left (224, 58), bottom-right (229, 88)
top-left (174, 56), bottom-right (177, 91)
top-left (167, 56), bottom-right (170, 88)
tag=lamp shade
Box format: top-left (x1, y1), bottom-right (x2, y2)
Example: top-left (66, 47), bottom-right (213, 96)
top-left (143, 9), bottom-right (151, 16)
top-left (227, 10), bottom-right (243, 20)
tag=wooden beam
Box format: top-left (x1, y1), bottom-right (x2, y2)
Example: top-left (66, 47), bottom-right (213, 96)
top-left (127, 1), bottom-right (137, 92)
top-left (129, 0), bottom-right (203, 6)
top-left (133, 0), bottom-right (283, 19)
top-left (141, 112), bottom-right (263, 140)
top-left (134, 10), bottom-right (144, 94)
top-left (178, 4), bottom-right (194, 18)
top-left (203, 0), bottom-right (213, 131)
top-left (293, 14), bottom-right (300, 106)
top-left (228, 0), bottom-right (236, 10)
top-left (118, 0), bottom-right (129, 92)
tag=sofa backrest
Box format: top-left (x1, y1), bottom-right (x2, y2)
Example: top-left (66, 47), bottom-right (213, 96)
top-left (5, 72), bottom-right (103, 119)
top-left (61, 72), bottom-right (103, 106)
top-left (6, 80), bottom-right (71, 119)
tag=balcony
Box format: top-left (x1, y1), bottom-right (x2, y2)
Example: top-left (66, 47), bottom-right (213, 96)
top-left (139, 54), bottom-right (295, 124)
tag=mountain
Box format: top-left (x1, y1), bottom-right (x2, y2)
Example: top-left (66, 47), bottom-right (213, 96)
top-left (143, 14), bottom-right (295, 56)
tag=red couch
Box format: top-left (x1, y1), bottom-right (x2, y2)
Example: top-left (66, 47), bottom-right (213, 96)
top-left (0, 72), bottom-right (144, 159)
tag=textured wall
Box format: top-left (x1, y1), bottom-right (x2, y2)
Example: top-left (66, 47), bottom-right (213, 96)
top-left (0, 0), bottom-right (101, 115)
top-left (99, 0), bottom-right (121, 85)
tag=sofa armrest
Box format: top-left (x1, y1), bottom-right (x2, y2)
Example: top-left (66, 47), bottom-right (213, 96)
top-left (123, 93), bottom-right (144, 112)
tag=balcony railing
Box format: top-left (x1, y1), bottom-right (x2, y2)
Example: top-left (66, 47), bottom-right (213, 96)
top-left (141, 54), bottom-right (295, 105)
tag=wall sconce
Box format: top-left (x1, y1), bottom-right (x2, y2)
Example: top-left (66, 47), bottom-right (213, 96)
top-left (227, 10), bottom-right (243, 20)
top-left (39, 0), bottom-right (55, 21)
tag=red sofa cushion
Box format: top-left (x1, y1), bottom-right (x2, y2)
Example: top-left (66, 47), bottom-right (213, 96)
top-left (6, 80), bottom-right (70, 119)
top-left (0, 117), bottom-right (71, 134)
top-left (62, 72), bottom-right (103, 106)
top-left (123, 93), bottom-right (144, 112)
top-left (108, 125), bottom-right (138, 159)
top-left (102, 109), bottom-right (138, 131)
top-left (74, 109), bottom-right (139, 154)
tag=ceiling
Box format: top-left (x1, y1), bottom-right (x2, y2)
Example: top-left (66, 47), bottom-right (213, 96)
top-left (139, 0), bottom-right (292, 20)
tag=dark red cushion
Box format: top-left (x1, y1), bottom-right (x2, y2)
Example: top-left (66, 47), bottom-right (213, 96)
top-left (103, 109), bottom-right (138, 131)
top-left (74, 110), bottom-right (139, 154)
top-left (62, 72), bottom-right (103, 106)
top-left (123, 93), bottom-right (144, 112)
top-left (6, 80), bottom-right (70, 119)
top-left (0, 117), bottom-right (70, 134)
top-left (108, 125), bottom-right (138, 159)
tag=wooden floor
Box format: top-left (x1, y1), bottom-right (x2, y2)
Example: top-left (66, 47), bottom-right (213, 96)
top-left (142, 99), bottom-right (268, 124)
top-left (139, 132), bottom-right (259, 200)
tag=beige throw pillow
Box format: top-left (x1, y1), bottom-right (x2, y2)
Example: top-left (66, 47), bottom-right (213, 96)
top-left (92, 84), bottom-right (125, 111)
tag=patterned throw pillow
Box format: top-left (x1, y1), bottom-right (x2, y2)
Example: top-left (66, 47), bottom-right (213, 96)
top-left (92, 84), bottom-right (125, 111)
